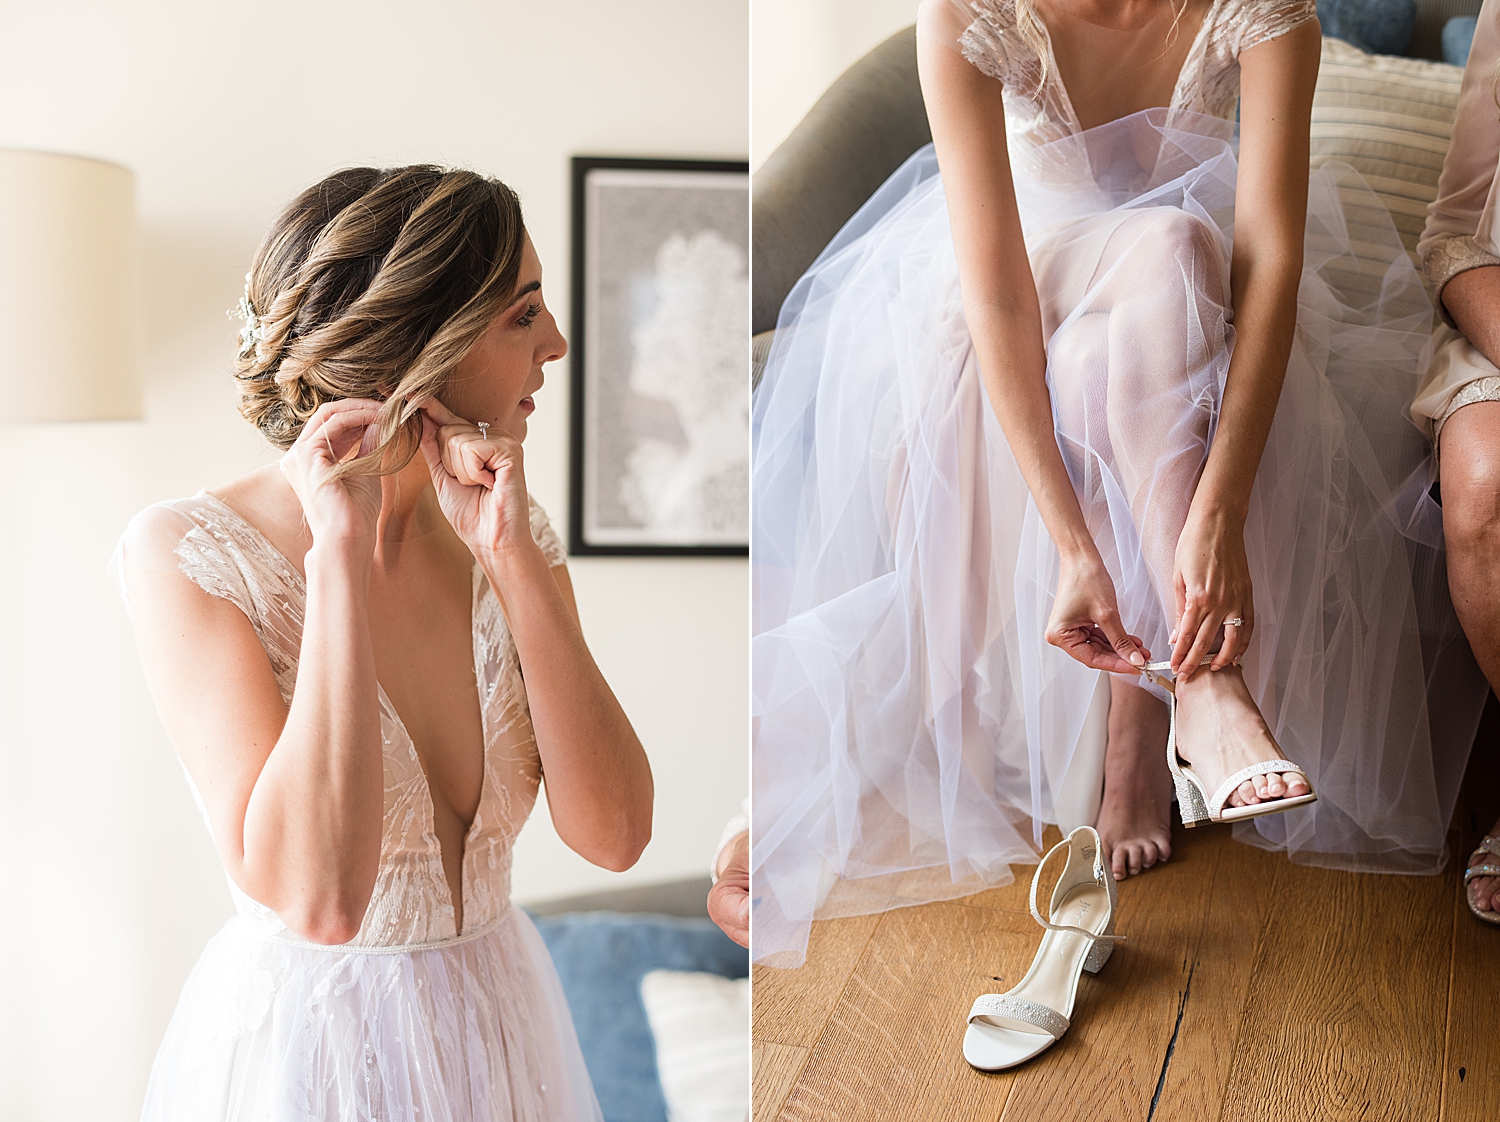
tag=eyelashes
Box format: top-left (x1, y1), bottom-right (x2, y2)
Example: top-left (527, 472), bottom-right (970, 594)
top-left (516, 302), bottom-right (542, 328)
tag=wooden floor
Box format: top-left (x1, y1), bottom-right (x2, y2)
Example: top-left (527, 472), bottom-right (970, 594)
top-left (752, 723), bottom-right (1500, 1122)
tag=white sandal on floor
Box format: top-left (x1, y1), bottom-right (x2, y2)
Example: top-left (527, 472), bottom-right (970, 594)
top-left (1139, 658), bottom-right (1316, 827)
top-left (963, 825), bottom-right (1123, 1071)
top-left (1464, 836), bottom-right (1500, 926)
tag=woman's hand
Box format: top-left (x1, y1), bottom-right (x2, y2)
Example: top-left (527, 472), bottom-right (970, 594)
top-left (278, 399), bottom-right (384, 546)
top-left (1170, 507), bottom-right (1253, 679)
top-left (418, 399), bottom-right (537, 563)
top-left (1046, 552), bottom-right (1150, 674)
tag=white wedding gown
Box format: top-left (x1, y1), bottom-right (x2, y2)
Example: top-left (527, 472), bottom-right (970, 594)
top-left (113, 493), bottom-right (602, 1121)
top-left (751, 0), bottom-right (1488, 965)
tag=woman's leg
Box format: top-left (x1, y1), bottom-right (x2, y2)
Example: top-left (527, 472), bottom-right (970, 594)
top-left (1099, 675), bottom-right (1173, 878)
top-left (1439, 401), bottom-right (1500, 911)
top-left (1095, 209), bottom-right (1306, 809)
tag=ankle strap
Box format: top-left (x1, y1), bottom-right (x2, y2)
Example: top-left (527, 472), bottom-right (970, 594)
top-left (1029, 829), bottom-right (1125, 943)
top-left (1139, 656), bottom-right (1214, 693)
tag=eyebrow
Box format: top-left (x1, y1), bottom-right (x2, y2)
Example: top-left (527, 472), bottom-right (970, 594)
top-left (504, 279), bottom-right (542, 311)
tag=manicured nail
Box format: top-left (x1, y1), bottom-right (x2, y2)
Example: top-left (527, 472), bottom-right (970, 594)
top-left (1129, 651), bottom-right (1144, 666)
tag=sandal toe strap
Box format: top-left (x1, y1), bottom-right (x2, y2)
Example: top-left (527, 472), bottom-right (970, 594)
top-left (1207, 760), bottom-right (1309, 817)
top-left (1464, 863), bottom-right (1500, 884)
top-left (968, 993), bottom-right (1069, 1039)
top-left (1474, 836), bottom-right (1500, 860)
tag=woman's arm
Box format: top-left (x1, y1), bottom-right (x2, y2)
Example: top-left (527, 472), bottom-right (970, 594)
top-left (421, 404), bottom-right (653, 871)
top-left (1170, 20), bottom-right (1320, 675)
top-left (917, 31), bottom-right (1148, 673)
top-left (123, 400), bottom-right (388, 944)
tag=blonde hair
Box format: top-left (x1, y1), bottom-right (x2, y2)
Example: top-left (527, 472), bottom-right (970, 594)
top-left (234, 165), bottom-right (526, 476)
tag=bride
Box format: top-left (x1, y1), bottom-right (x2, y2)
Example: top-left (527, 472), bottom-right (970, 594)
top-left (114, 165), bottom-right (652, 1119)
top-left (752, 0), bottom-right (1479, 970)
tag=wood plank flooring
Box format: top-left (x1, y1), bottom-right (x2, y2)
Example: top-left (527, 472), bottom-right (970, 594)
top-left (753, 730), bottom-right (1500, 1122)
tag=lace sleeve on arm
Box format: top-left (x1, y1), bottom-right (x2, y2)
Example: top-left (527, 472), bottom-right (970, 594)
top-left (919, 0), bottom-right (1014, 84)
top-left (527, 495), bottom-right (568, 568)
top-left (110, 502), bottom-right (253, 621)
top-left (1229, 0), bottom-right (1319, 55)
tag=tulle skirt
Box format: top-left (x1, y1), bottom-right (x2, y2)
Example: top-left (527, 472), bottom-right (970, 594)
top-left (140, 908), bottom-right (602, 1121)
top-left (750, 108), bottom-right (1487, 966)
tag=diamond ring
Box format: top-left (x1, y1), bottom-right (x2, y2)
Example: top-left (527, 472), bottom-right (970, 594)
top-left (476, 421), bottom-right (489, 440)
top-left (1224, 617), bottom-right (1245, 627)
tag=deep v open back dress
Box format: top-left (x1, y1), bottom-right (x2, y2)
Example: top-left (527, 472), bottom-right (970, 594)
top-left (114, 492), bottom-right (602, 1121)
top-left (751, 0), bottom-right (1487, 964)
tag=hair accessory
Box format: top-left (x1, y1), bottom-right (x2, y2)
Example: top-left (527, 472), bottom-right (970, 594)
top-left (229, 273), bottom-right (267, 360)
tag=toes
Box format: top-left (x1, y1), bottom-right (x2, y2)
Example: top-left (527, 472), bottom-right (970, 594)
top-left (1264, 772), bottom-right (1287, 798)
top-left (1251, 774), bottom-right (1271, 801)
top-left (1282, 773), bottom-right (1310, 797)
top-left (1235, 780), bottom-right (1258, 807)
top-left (1139, 841), bottom-right (1160, 870)
top-left (1111, 844), bottom-right (1129, 882)
top-left (1126, 845), bottom-right (1144, 877)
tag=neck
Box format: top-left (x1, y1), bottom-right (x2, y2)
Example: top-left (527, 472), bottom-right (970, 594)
top-left (373, 453), bottom-right (446, 550)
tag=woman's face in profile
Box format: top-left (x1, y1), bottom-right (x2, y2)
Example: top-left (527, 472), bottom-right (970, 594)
top-left (442, 236), bottom-right (566, 441)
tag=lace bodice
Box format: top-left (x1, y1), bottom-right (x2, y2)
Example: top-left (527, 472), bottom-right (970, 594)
top-left (953, 0), bottom-right (1318, 149)
top-left (131, 491), bottom-right (567, 951)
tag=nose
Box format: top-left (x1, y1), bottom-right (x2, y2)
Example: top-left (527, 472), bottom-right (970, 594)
top-left (540, 306), bottom-right (568, 364)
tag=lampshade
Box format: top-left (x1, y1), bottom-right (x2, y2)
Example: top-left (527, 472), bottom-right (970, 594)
top-left (0, 149), bottom-right (142, 422)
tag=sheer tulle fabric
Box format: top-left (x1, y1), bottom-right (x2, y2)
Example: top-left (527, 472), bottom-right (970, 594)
top-left (140, 911), bottom-right (598, 1122)
top-left (751, 109), bottom-right (1485, 966)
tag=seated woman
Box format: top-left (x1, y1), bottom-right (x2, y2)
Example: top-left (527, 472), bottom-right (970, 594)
top-left (114, 166), bottom-right (653, 1119)
top-left (1413, 0), bottom-right (1500, 927)
top-left (752, 0), bottom-right (1477, 986)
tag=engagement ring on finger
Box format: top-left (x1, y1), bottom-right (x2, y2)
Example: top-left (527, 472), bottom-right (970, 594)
top-left (1224, 617), bottom-right (1245, 627)
top-left (476, 422), bottom-right (489, 440)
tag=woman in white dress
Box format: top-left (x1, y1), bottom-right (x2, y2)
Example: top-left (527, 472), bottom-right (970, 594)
top-left (1411, 0), bottom-right (1500, 926)
top-left (114, 165), bottom-right (652, 1119)
top-left (752, 0), bottom-right (1481, 966)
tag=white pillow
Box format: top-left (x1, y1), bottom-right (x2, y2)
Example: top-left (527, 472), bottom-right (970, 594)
top-left (640, 969), bottom-right (750, 1122)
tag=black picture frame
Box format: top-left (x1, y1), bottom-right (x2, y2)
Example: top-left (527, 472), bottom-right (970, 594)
top-left (568, 155), bottom-right (750, 557)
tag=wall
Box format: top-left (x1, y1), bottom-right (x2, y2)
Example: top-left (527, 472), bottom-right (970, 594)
top-left (752, 0), bottom-right (920, 167)
top-left (0, 2), bottom-right (747, 1118)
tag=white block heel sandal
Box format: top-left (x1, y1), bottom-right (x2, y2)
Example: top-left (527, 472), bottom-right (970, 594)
top-left (1139, 658), bottom-right (1317, 827)
top-left (963, 826), bottom-right (1123, 1071)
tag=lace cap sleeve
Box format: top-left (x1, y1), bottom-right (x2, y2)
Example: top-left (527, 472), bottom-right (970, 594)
top-left (110, 500), bottom-right (254, 621)
top-left (919, 0), bottom-right (1016, 84)
top-left (527, 495), bottom-right (567, 568)
top-left (1225, 0), bottom-right (1318, 55)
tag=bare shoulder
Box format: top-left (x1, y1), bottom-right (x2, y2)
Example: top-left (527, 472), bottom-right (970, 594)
top-left (207, 462), bottom-right (312, 574)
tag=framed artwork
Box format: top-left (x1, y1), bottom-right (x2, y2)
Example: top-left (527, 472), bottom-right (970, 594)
top-left (568, 156), bottom-right (750, 556)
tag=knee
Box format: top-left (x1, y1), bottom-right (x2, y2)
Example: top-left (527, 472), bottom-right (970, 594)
top-left (1119, 210), bottom-right (1224, 295)
top-left (1442, 431), bottom-right (1500, 561)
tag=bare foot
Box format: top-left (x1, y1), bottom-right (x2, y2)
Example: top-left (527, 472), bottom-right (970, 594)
top-left (1096, 677), bottom-right (1173, 880)
top-left (1173, 665), bottom-right (1309, 809)
top-left (1467, 816), bottom-right (1500, 917)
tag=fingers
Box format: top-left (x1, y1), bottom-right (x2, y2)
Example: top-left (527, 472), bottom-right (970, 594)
top-left (1177, 610), bottom-right (1223, 682)
top-left (1093, 605), bottom-right (1147, 670)
top-left (419, 397), bottom-right (468, 428)
top-left (1213, 611), bottom-right (1253, 671)
top-left (1047, 624), bottom-right (1141, 675)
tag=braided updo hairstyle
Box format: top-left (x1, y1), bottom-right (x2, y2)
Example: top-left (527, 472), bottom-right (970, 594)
top-left (234, 165), bottom-right (526, 476)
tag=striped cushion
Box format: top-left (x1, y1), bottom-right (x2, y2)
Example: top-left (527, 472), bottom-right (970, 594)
top-left (1310, 36), bottom-right (1465, 262)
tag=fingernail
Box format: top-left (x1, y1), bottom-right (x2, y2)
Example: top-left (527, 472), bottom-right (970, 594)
top-left (1129, 651), bottom-right (1144, 666)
